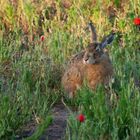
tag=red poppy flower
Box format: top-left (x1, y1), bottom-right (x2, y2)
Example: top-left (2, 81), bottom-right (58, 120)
top-left (133, 18), bottom-right (140, 25)
top-left (40, 35), bottom-right (45, 41)
top-left (77, 114), bottom-right (85, 122)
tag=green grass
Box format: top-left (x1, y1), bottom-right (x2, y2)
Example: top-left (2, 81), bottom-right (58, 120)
top-left (0, 0), bottom-right (140, 139)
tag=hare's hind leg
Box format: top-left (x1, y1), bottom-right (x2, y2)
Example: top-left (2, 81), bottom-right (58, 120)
top-left (62, 67), bottom-right (82, 98)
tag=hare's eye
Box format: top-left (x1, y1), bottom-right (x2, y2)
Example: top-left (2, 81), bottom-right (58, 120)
top-left (93, 53), bottom-right (97, 57)
top-left (94, 51), bottom-right (100, 57)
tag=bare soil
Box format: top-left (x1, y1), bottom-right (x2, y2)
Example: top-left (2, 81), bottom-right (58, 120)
top-left (15, 102), bottom-right (68, 140)
top-left (39, 103), bottom-right (68, 140)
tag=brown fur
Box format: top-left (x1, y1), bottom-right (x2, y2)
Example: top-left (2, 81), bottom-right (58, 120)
top-left (62, 47), bottom-right (113, 98)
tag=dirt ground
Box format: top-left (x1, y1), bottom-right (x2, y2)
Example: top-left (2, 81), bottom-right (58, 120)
top-left (15, 102), bottom-right (68, 140)
top-left (39, 103), bottom-right (68, 140)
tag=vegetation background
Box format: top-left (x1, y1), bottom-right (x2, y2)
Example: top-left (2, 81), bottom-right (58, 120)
top-left (0, 0), bottom-right (140, 139)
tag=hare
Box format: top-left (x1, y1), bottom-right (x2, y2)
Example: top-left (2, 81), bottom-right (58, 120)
top-left (62, 21), bottom-right (115, 98)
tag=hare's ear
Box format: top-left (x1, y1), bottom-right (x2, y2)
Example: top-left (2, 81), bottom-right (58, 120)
top-left (87, 21), bottom-right (97, 43)
top-left (100, 32), bottom-right (115, 49)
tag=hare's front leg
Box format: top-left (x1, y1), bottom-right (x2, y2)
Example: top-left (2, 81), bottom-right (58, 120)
top-left (62, 66), bottom-right (83, 98)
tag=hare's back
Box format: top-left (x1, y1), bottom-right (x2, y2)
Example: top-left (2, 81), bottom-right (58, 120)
top-left (68, 51), bottom-right (85, 65)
